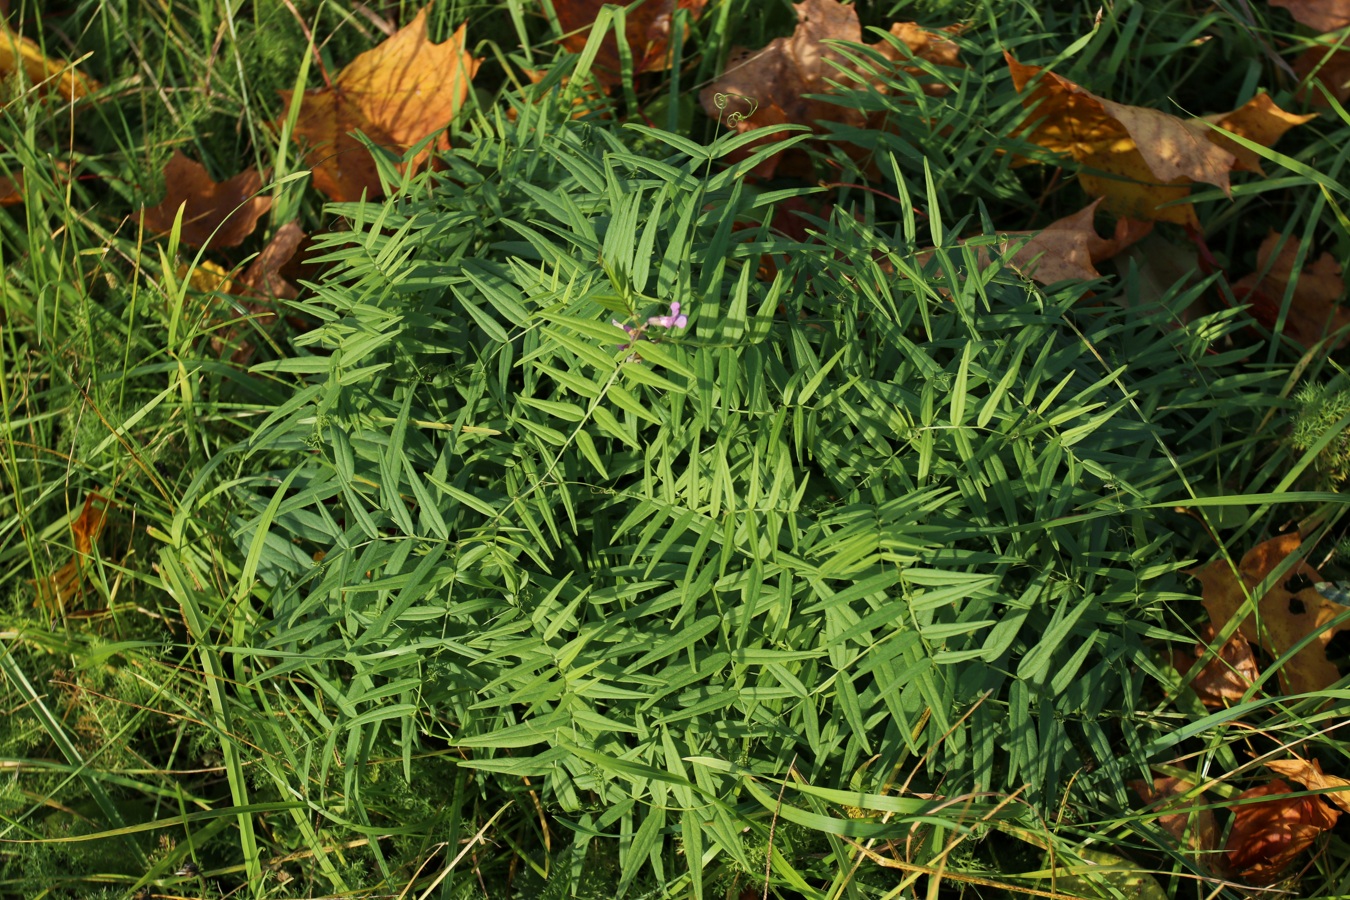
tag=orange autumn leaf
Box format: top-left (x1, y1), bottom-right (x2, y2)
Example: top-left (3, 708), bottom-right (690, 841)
top-left (140, 151), bottom-right (271, 249)
top-left (991, 198), bottom-right (1151, 285)
top-left (551, 0), bottom-right (705, 85)
top-left (1232, 231), bottom-right (1350, 349)
top-left (1188, 532), bottom-right (1350, 695)
top-left (34, 493), bottom-right (113, 609)
top-left (0, 22), bottom-right (100, 101)
top-left (1224, 779), bottom-right (1339, 884)
top-left (1266, 757), bottom-right (1350, 814)
top-left (1006, 55), bottom-right (1311, 226)
top-left (700, 0), bottom-right (962, 179)
top-left (1173, 623), bottom-right (1261, 707)
top-left (1269, 0), bottom-right (1350, 32)
top-left (1131, 773), bottom-right (1220, 859)
top-left (280, 5), bottom-right (479, 203)
top-left (1202, 95), bottom-right (1316, 175)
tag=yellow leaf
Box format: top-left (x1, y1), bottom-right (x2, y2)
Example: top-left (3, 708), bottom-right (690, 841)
top-left (1188, 533), bottom-right (1350, 695)
top-left (0, 22), bottom-right (99, 100)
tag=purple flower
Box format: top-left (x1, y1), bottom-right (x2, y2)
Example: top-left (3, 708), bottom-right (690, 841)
top-left (646, 302), bottom-right (687, 330)
top-left (612, 319), bottom-right (641, 350)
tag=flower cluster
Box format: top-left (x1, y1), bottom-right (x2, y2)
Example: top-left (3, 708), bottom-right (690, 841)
top-left (612, 301), bottom-right (687, 353)
top-left (646, 301), bottom-right (687, 330)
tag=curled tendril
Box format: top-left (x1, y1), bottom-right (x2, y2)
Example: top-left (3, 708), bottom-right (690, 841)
top-left (713, 92), bottom-right (757, 127)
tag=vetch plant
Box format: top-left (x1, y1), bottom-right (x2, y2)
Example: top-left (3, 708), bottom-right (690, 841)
top-left (220, 95), bottom-right (1277, 896)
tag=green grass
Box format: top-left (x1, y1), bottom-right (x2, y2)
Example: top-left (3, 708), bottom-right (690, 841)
top-left (1, 0), bottom-right (1349, 898)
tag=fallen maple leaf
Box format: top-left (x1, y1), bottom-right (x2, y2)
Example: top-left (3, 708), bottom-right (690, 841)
top-left (1232, 230), bottom-right (1350, 349)
top-left (0, 170), bottom-right (19, 205)
top-left (280, 5), bottom-right (479, 203)
top-left (180, 259), bottom-right (241, 296)
top-left (1269, 0), bottom-right (1350, 32)
top-left (1189, 532), bottom-right (1350, 695)
top-left (1173, 623), bottom-right (1261, 707)
top-left (177, 223), bottom-right (304, 363)
top-left (1131, 773), bottom-right (1220, 859)
top-left (1266, 756), bottom-right (1350, 814)
top-left (1224, 779), bottom-right (1339, 884)
top-left (34, 493), bottom-right (113, 609)
top-left (551, 0), bottom-right (705, 85)
top-left (0, 22), bottom-right (100, 101)
top-left (989, 198), bottom-right (1152, 285)
top-left (140, 151), bottom-right (271, 250)
top-left (700, 0), bottom-right (962, 179)
top-left (0, 23), bottom-right (99, 208)
top-left (1007, 56), bottom-right (1312, 226)
top-left (1202, 94), bottom-right (1316, 176)
top-left (1294, 43), bottom-right (1350, 107)
top-left (240, 220), bottom-right (304, 302)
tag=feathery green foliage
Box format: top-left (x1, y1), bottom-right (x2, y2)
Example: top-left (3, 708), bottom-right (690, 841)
top-left (2, 0), bottom-right (1350, 897)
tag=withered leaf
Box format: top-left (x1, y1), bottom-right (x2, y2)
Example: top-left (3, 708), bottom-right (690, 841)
top-left (141, 151), bottom-right (271, 250)
top-left (34, 493), bottom-right (112, 609)
top-left (0, 170), bottom-right (19, 205)
top-left (1232, 230), bottom-right (1350, 350)
top-left (551, 0), bottom-right (705, 85)
top-left (280, 5), bottom-right (479, 203)
top-left (1294, 43), bottom-right (1350, 107)
top-left (0, 22), bottom-right (100, 100)
top-left (1173, 623), bottom-right (1260, 708)
top-left (1131, 773), bottom-right (1220, 859)
top-left (1224, 779), bottom-right (1339, 884)
top-left (991, 198), bottom-right (1151, 285)
top-left (700, 0), bottom-right (961, 179)
top-left (241, 220), bottom-right (304, 302)
top-left (1007, 55), bottom-right (1311, 226)
top-left (1266, 757), bottom-right (1350, 814)
top-left (1269, 0), bottom-right (1350, 32)
top-left (1201, 94), bottom-right (1316, 176)
top-left (177, 223), bottom-right (304, 364)
top-left (1189, 532), bottom-right (1350, 695)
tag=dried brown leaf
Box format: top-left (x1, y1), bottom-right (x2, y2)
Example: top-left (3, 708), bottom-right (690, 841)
top-left (991, 199), bottom-right (1151, 285)
top-left (1224, 779), bottom-right (1339, 884)
top-left (1232, 230), bottom-right (1350, 350)
top-left (1007, 55), bottom-right (1310, 226)
top-left (552, 0), bottom-right (705, 85)
top-left (34, 493), bottom-right (113, 609)
top-left (1131, 774), bottom-right (1220, 859)
top-left (140, 151), bottom-right (271, 249)
top-left (0, 22), bottom-right (100, 101)
top-left (1174, 623), bottom-right (1261, 707)
top-left (1294, 44), bottom-right (1350, 106)
top-left (1269, 0), bottom-right (1350, 32)
top-left (1266, 757), bottom-right (1350, 814)
top-left (0, 170), bottom-right (19, 205)
top-left (241, 220), bottom-right (304, 302)
top-left (700, 0), bottom-right (961, 178)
